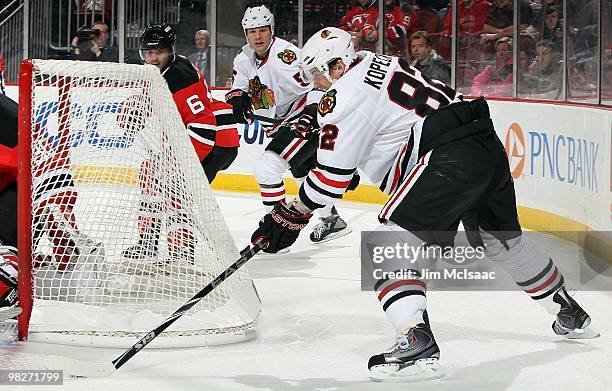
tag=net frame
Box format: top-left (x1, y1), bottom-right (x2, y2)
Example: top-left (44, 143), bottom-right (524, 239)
top-left (17, 59), bottom-right (260, 347)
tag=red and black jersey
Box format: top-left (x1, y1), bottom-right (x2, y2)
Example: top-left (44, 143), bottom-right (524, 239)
top-left (338, 4), bottom-right (378, 38)
top-left (0, 94), bottom-right (18, 193)
top-left (442, 0), bottom-right (490, 36)
top-left (383, 5), bottom-right (420, 41)
top-left (161, 55), bottom-right (218, 160)
top-left (209, 99), bottom-right (240, 148)
top-left (361, 4), bottom-right (421, 56)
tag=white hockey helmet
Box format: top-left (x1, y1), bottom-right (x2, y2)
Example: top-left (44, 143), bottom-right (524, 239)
top-left (300, 27), bottom-right (357, 84)
top-left (241, 5), bottom-right (275, 37)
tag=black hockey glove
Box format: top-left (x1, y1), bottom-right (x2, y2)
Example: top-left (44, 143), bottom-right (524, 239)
top-left (225, 89), bottom-right (252, 124)
top-left (251, 201), bottom-right (312, 253)
top-left (290, 104), bottom-right (319, 139)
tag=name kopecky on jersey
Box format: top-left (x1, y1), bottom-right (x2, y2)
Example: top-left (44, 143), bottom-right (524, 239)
top-left (300, 52), bottom-right (460, 211)
top-left (363, 54), bottom-right (393, 90)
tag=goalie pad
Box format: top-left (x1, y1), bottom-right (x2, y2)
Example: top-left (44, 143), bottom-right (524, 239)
top-left (0, 319), bottom-right (18, 344)
top-left (0, 307), bottom-right (21, 321)
top-left (0, 244), bottom-right (20, 342)
top-left (32, 199), bottom-right (106, 298)
top-left (33, 190), bottom-right (106, 270)
top-left (33, 230), bottom-right (104, 298)
top-left (0, 245), bottom-right (18, 308)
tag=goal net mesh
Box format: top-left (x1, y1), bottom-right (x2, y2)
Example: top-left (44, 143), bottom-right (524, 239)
top-left (19, 59), bottom-right (259, 347)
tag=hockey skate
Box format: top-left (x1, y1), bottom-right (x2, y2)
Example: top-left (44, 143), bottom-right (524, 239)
top-left (122, 240), bottom-right (159, 260)
top-left (368, 323), bottom-right (444, 382)
top-left (309, 207), bottom-right (351, 244)
top-left (552, 287), bottom-right (600, 339)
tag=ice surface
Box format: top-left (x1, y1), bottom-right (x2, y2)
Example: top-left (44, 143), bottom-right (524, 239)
top-left (2, 191), bottom-right (610, 390)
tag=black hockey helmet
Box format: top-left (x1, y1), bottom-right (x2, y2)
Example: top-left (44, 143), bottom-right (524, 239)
top-left (139, 23), bottom-right (176, 52)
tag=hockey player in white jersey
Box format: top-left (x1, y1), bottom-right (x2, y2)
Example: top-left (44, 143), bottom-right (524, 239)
top-left (251, 27), bottom-right (598, 382)
top-left (226, 5), bottom-right (354, 244)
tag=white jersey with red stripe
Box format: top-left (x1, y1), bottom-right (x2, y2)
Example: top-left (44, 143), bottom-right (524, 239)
top-left (232, 37), bottom-right (312, 120)
top-left (299, 52), bottom-right (461, 210)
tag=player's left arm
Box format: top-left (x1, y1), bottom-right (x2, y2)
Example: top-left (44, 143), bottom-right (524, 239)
top-left (296, 103), bottom-right (376, 213)
top-left (172, 76), bottom-right (217, 160)
top-left (251, 92), bottom-right (376, 253)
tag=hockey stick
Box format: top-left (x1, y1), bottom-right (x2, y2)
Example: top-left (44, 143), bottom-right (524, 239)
top-left (248, 113), bottom-right (283, 125)
top-left (43, 242), bottom-right (265, 378)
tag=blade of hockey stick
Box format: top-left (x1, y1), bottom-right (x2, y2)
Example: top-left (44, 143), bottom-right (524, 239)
top-left (43, 355), bottom-right (116, 378)
top-left (43, 242), bottom-right (265, 378)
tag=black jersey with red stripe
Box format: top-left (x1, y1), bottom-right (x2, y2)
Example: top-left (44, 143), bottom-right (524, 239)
top-left (161, 55), bottom-right (218, 160)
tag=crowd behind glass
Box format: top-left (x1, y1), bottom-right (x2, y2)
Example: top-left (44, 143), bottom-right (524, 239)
top-left (285, 0), bottom-right (610, 104)
top-left (0, 0), bottom-right (609, 104)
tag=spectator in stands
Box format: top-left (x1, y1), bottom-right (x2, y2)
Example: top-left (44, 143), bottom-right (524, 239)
top-left (409, 31), bottom-right (451, 84)
top-left (71, 21), bottom-right (118, 62)
top-left (523, 39), bottom-right (562, 98)
top-left (481, 0), bottom-right (532, 46)
top-left (338, 0), bottom-right (378, 51)
top-left (524, 6), bottom-right (563, 51)
top-left (188, 30), bottom-right (211, 82)
top-left (471, 37), bottom-right (513, 96)
top-left (527, 0), bottom-right (561, 36)
top-left (361, 0), bottom-right (421, 58)
top-left (442, 0), bottom-right (490, 37)
top-left (519, 47), bottom-right (533, 74)
top-left (416, 0), bottom-right (450, 20)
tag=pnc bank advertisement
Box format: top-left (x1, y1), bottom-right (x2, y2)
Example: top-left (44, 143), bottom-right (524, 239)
top-left (488, 101), bottom-right (610, 231)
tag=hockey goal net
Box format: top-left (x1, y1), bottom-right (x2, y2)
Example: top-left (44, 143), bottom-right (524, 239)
top-left (17, 59), bottom-right (260, 347)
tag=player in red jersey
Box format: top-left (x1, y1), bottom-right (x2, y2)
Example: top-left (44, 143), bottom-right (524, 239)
top-left (123, 24), bottom-right (240, 262)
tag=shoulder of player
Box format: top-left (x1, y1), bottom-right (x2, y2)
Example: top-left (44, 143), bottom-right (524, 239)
top-left (316, 54), bottom-right (389, 124)
top-left (269, 38), bottom-right (300, 66)
top-left (353, 52), bottom-right (399, 91)
top-left (315, 83), bottom-right (363, 126)
top-left (233, 44), bottom-right (250, 64)
top-left (271, 37), bottom-right (300, 53)
top-left (232, 44), bottom-right (254, 73)
top-left (162, 55), bottom-right (200, 93)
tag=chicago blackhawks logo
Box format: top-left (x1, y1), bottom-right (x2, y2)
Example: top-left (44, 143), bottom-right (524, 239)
top-left (248, 76), bottom-right (275, 110)
top-left (318, 89), bottom-right (337, 117)
top-left (277, 49), bottom-right (297, 65)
